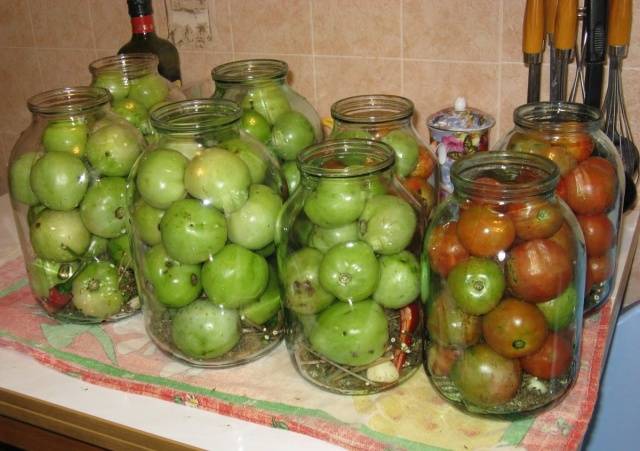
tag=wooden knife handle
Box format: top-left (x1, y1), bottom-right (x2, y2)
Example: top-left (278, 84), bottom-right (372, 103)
top-left (524, 0), bottom-right (546, 54)
top-left (545, 0), bottom-right (559, 34)
top-left (554, 0), bottom-right (578, 50)
top-left (609, 0), bottom-right (633, 46)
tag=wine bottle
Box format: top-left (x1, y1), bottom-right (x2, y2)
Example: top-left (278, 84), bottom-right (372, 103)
top-left (119, 0), bottom-right (182, 84)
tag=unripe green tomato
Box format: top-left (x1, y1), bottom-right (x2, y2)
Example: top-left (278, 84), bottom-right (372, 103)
top-left (85, 235), bottom-right (109, 258)
top-left (308, 222), bottom-right (358, 253)
top-left (128, 74), bottom-right (169, 109)
top-left (30, 151), bottom-right (89, 211)
top-left (240, 264), bottom-right (281, 326)
top-left (86, 123), bottom-right (142, 177)
top-left (226, 184), bottom-right (282, 250)
top-left (93, 73), bottom-right (129, 101)
top-left (108, 233), bottom-right (133, 269)
top-left (80, 177), bottom-right (128, 239)
top-left (358, 194), bottom-right (417, 255)
top-left (28, 258), bottom-right (78, 297)
top-left (373, 251), bottom-right (420, 308)
top-left (304, 179), bottom-right (366, 228)
top-left (144, 244), bottom-right (202, 308)
top-left (537, 285), bottom-right (577, 331)
top-left (131, 199), bottom-right (164, 246)
top-left (284, 247), bottom-right (334, 314)
top-left (30, 209), bottom-right (91, 262)
top-left (241, 85), bottom-right (291, 124)
top-left (220, 138), bottom-right (268, 184)
top-left (136, 149), bottom-right (187, 209)
top-left (282, 161), bottom-right (300, 194)
top-left (381, 129), bottom-right (419, 177)
top-left (42, 120), bottom-right (88, 156)
top-left (111, 98), bottom-right (149, 130)
top-left (271, 111), bottom-right (315, 161)
top-left (9, 152), bottom-right (40, 205)
top-left (241, 109), bottom-right (271, 144)
top-left (71, 261), bottom-right (124, 319)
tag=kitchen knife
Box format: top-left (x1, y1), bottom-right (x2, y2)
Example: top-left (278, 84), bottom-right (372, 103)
top-left (552, 0), bottom-right (579, 101)
top-left (546, 0), bottom-right (560, 100)
top-left (524, 0), bottom-right (546, 102)
top-left (584, 0), bottom-right (608, 108)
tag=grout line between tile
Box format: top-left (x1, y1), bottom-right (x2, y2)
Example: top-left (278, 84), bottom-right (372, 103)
top-left (24, 0), bottom-right (44, 92)
top-left (496, 0), bottom-right (505, 138)
top-left (309, 0), bottom-right (318, 106)
top-left (400, 0), bottom-right (404, 96)
top-left (87, 1), bottom-right (98, 55)
top-left (226, 0), bottom-right (235, 59)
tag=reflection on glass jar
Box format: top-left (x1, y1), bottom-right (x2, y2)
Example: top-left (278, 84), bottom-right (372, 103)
top-left (330, 95), bottom-right (438, 216)
top-left (424, 151), bottom-right (585, 415)
top-left (8, 86), bottom-right (145, 323)
top-left (498, 102), bottom-right (624, 312)
top-left (128, 99), bottom-right (285, 367)
top-left (277, 139), bottom-right (425, 395)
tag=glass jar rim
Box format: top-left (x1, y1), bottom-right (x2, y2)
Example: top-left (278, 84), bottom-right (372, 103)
top-left (89, 53), bottom-right (159, 79)
top-left (27, 86), bottom-right (111, 115)
top-left (211, 59), bottom-right (288, 84)
top-left (513, 101), bottom-right (602, 133)
top-left (331, 95), bottom-right (414, 124)
top-left (451, 151), bottom-right (560, 200)
top-left (297, 138), bottom-right (395, 178)
top-left (150, 98), bottom-right (242, 133)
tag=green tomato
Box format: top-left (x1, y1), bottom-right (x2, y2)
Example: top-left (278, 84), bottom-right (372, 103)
top-left (447, 257), bottom-right (505, 315)
top-left (537, 285), bottom-right (577, 331)
top-left (255, 242), bottom-right (276, 257)
top-left (284, 247), bottom-right (335, 314)
top-left (85, 235), bottom-right (109, 258)
top-left (9, 152), bottom-right (39, 205)
top-left (80, 177), bottom-right (128, 238)
top-left (241, 85), bottom-right (291, 124)
top-left (373, 251), bottom-right (420, 308)
top-left (308, 222), bottom-right (358, 253)
top-left (30, 209), bottom-right (91, 262)
top-left (86, 123), bottom-right (141, 177)
top-left (42, 120), bottom-right (88, 156)
top-left (111, 98), bottom-right (149, 130)
top-left (131, 199), bottom-right (164, 246)
top-left (331, 129), bottom-right (374, 140)
top-left (308, 300), bottom-right (389, 366)
top-left (240, 264), bottom-right (281, 325)
top-left (171, 299), bottom-right (241, 359)
top-left (227, 184), bottom-right (282, 250)
top-left (136, 149), bottom-right (187, 209)
top-left (163, 137), bottom-right (204, 160)
top-left (271, 111), bottom-right (315, 161)
top-left (241, 109), bottom-right (271, 143)
top-left (358, 194), bottom-right (417, 255)
top-left (318, 240), bottom-right (379, 302)
top-left (159, 199), bottom-right (227, 264)
top-left (283, 161), bottom-right (300, 194)
top-left (144, 244), bottom-right (202, 307)
top-left (201, 244), bottom-right (268, 308)
top-left (304, 179), bottom-right (366, 228)
top-left (28, 258), bottom-right (78, 297)
top-left (108, 233), bottom-right (133, 269)
top-left (381, 129), bottom-right (419, 177)
top-left (184, 148), bottom-right (251, 213)
top-left (71, 261), bottom-right (124, 319)
top-left (93, 73), bottom-right (129, 101)
top-left (128, 73), bottom-right (169, 109)
top-left (27, 204), bottom-right (46, 226)
top-left (30, 151), bottom-right (89, 211)
top-left (220, 138), bottom-right (268, 184)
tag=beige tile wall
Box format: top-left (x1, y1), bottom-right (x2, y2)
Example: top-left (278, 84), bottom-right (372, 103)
top-left (2, 0), bottom-right (640, 194)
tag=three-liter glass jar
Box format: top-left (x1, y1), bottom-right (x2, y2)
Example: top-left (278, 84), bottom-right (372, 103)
top-left (128, 98), bottom-right (285, 367)
top-left (8, 86), bottom-right (145, 322)
top-left (499, 102), bottom-right (624, 312)
top-left (89, 53), bottom-right (185, 138)
top-left (211, 59), bottom-right (322, 193)
top-left (277, 139), bottom-right (425, 394)
top-left (329, 95), bottom-right (438, 215)
top-left (424, 151), bottom-right (585, 414)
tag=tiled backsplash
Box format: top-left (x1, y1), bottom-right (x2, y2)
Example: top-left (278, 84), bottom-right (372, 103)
top-left (2, 0), bottom-right (640, 193)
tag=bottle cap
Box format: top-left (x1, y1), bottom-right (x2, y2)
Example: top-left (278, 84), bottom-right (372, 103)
top-left (127, 0), bottom-right (152, 17)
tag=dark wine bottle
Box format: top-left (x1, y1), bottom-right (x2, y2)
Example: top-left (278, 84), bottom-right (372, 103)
top-left (119, 0), bottom-right (182, 84)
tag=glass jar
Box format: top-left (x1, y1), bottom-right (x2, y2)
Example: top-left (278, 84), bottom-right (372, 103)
top-left (498, 102), bottom-right (624, 312)
top-left (424, 151), bottom-right (585, 415)
top-left (8, 86), bottom-right (145, 323)
top-left (211, 59), bottom-right (322, 193)
top-left (330, 95), bottom-right (438, 216)
top-left (277, 139), bottom-right (425, 394)
top-left (89, 53), bottom-right (185, 138)
top-left (128, 98), bottom-right (285, 367)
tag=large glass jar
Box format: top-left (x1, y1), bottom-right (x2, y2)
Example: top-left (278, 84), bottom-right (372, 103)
top-left (499, 102), bottom-right (624, 312)
top-left (128, 98), bottom-right (285, 367)
top-left (424, 151), bottom-right (585, 415)
top-left (330, 95), bottom-right (438, 216)
top-left (277, 139), bottom-right (425, 394)
top-left (89, 53), bottom-right (185, 138)
top-left (211, 59), bottom-right (322, 193)
top-left (8, 86), bottom-right (145, 322)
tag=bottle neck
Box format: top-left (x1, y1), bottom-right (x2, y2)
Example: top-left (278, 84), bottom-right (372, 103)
top-left (131, 14), bottom-right (155, 36)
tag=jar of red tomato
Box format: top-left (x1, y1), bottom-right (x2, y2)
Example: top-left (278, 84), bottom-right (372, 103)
top-left (499, 102), bottom-right (624, 313)
top-left (424, 151), bottom-right (585, 415)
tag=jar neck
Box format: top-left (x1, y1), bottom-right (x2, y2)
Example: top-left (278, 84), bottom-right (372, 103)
top-left (150, 99), bottom-right (242, 138)
top-left (89, 53), bottom-right (159, 80)
top-left (451, 151), bottom-right (560, 202)
top-left (331, 95), bottom-right (414, 128)
top-left (211, 59), bottom-right (288, 87)
top-left (513, 101), bottom-right (602, 134)
top-left (28, 87), bottom-right (110, 121)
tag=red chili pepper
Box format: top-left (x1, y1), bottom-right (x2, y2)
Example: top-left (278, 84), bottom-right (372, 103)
top-left (393, 301), bottom-right (422, 371)
top-left (48, 286), bottom-right (72, 309)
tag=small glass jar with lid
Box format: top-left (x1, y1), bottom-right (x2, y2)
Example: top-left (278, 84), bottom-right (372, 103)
top-left (89, 53), bottom-right (185, 138)
top-left (329, 95), bottom-right (438, 216)
top-left (424, 151), bottom-right (585, 415)
top-left (277, 138), bottom-right (425, 394)
top-left (211, 59), bottom-right (323, 193)
top-left (498, 102), bottom-right (624, 312)
top-left (8, 86), bottom-right (145, 322)
top-left (128, 98), bottom-right (285, 367)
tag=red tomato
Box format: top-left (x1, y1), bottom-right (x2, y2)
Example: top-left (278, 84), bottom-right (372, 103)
top-left (552, 130), bottom-right (594, 162)
top-left (564, 157), bottom-right (617, 215)
top-left (427, 289), bottom-right (481, 347)
top-left (469, 177), bottom-right (506, 210)
top-left (507, 198), bottom-right (564, 240)
top-left (549, 221), bottom-right (576, 260)
top-left (411, 146), bottom-right (436, 179)
top-left (457, 204), bottom-right (516, 257)
top-left (578, 214), bottom-right (614, 257)
top-left (556, 176), bottom-right (569, 202)
top-left (506, 239), bottom-right (573, 303)
top-left (427, 221), bottom-right (470, 277)
top-left (587, 253), bottom-right (614, 287)
top-left (427, 344), bottom-right (461, 377)
top-left (520, 333), bottom-right (573, 379)
top-left (402, 176), bottom-right (435, 213)
top-left (482, 298), bottom-right (549, 359)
